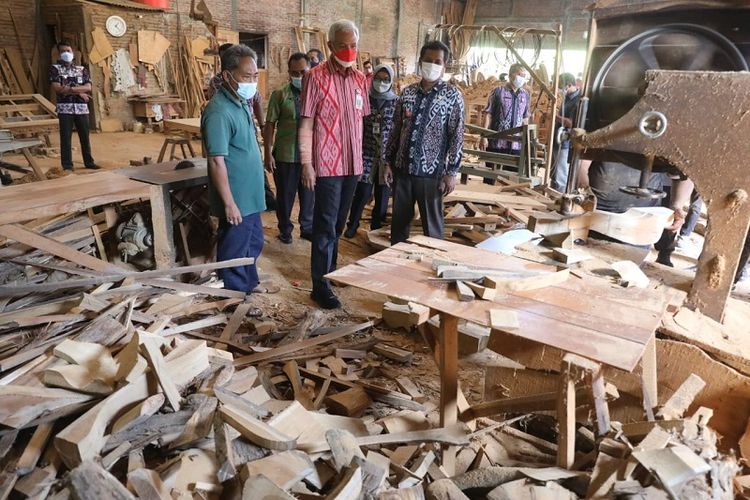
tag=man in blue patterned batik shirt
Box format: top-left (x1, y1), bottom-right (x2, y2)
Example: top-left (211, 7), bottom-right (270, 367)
top-left (384, 41), bottom-right (464, 245)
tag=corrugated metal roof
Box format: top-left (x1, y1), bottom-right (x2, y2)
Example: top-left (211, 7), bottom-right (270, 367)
top-left (76, 0), bottom-right (165, 11)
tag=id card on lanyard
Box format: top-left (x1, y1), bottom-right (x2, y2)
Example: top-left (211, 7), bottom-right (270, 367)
top-left (355, 89), bottom-right (363, 110)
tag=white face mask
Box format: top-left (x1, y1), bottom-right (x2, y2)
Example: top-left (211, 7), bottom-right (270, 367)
top-left (373, 80), bottom-right (391, 94)
top-left (420, 62), bottom-right (443, 82)
top-left (236, 82), bottom-right (257, 100)
top-left (60, 51), bottom-right (74, 63)
top-left (334, 56), bottom-right (356, 68)
top-left (513, 75), bottom-right (527, 88)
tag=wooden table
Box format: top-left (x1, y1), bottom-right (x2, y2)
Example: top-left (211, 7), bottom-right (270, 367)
top-left (163, 118), bottom-right (201, 136)
top-left (114, 159), bottom-right (208, 268)
top-left (0, 138), bottom-right (44, 181)
top-left (327, 235), bottom-right (669, 470)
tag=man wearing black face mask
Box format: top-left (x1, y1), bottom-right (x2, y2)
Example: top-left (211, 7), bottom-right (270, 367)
top-left (307, 49), bottom-right (324, 68)
top-left (50, 41), bottom-right (99, 171)
top-left (202, 45), bottom-right (276, 295)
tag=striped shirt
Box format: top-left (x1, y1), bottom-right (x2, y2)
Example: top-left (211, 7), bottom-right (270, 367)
top-left (301, 60), bottom-right (370, 177)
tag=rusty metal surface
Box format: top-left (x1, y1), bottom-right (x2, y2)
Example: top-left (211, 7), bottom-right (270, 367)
top-left (575, 70), bottom-right (750, 322)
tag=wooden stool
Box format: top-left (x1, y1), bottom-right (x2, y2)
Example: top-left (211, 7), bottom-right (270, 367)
top-left (157, 136), bottom-right (196, 163)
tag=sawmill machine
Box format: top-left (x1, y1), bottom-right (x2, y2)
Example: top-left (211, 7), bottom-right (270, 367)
top-left (561, 0), bottom-right (750, 323)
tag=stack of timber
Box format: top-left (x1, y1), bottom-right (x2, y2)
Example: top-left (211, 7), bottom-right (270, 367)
top-left (0, 94), bottom-right (58, 136)
top-left (174, 35), bottom-right (210, 118)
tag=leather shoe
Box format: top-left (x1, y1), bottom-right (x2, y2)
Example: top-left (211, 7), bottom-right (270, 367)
top-left (277, 233), bottom-right (292, 245)
top-left (85, 164), bottom-right (101, 170)
top-left (343, 226), bottom-right (357, 238)
top-left (310, 288), bottom-right (341, 309)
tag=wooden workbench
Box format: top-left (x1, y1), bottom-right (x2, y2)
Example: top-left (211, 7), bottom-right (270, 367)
top-left (327, 235), bottom-right (669, 470)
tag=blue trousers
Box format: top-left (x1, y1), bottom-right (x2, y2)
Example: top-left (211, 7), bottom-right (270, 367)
top-left (273, 161), bottom-right (314, 237)
top-left (217, 212), bottom-right (264, 292)
top-left (311, 175), bottom-right (358, 292)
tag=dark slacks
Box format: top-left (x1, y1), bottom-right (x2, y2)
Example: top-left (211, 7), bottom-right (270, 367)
top-left (264, 172), bottom-right (277, 211)
top-left (273, 161), bottom-right (314, 237)
top-left (680, 191), bottom-right (703, 237)
top-left (390, 172), bottom-right (444, 245)
top-left (735, 228), bottom-right (750, 284)
top-left (217, 212), bottom-right (264, 292)
top-left (59, 113), bottom-right (95, 170)
top-left (311, 175), bottom-right (358, 292)
top-left (347, 181), bottom-right (391, 232)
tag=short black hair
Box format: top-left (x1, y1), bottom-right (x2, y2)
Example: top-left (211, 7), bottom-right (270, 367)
top-left (499, 73), bottom-right (508, 81)
top-left (420, 40), bottom-right (450, 62)
top-left (288, 52), bottom-right (309, 69)
top-left (363, 60), bottom-right (372, 66)
top-left (221, 44), bottom-right (257, 73)
top-left (307, 48), bottom-right (324, 59)
top-left (561, 72), bottom-right (576, 86)
top-left (509, 63), bottom-right (524, 75)
top-left (57, 41), bottom-right (72, 51)
top-left (218, 43), bottom-right (234, 55)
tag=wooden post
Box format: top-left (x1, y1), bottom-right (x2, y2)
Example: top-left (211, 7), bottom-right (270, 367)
top-left (438, 312), bottom-right (459, 475)
top-left (544, 24), bottom-right (564, 188)
top-left (641, 336), bottom-right (658, 416)
top-left (20, 147), bottom-right (45, 181)
top-left (556, 357), bottom-right (576, 469)
top-left (150, 184), bottom-right (175, 269)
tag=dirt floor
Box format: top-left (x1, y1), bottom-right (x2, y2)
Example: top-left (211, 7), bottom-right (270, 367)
top-left (2, 129), bottom-right (748, 405)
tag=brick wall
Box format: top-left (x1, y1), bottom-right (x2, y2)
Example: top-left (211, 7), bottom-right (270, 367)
top-left (206, 0), bottom-right (440, 90)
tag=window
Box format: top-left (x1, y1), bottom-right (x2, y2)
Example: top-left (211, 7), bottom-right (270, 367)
top-left (239, 32), bottom-right (268, 69)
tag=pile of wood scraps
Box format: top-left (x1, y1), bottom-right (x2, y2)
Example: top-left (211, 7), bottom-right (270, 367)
top-left (366, 180), bottom-right (556, 250)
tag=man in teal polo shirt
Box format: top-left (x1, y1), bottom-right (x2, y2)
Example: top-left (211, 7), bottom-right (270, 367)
top-left (202, 44), bottom-right (267, 293)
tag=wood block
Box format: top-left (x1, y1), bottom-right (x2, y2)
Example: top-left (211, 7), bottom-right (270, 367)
top-left (68, 460), bottom-right (135, 500)
top-left (372, 343), bottom-right (413, 363)
top-left (324, 386), bottom-right (372, 418)
top-left (458, 322), bottom-right (491, 355)
top-left (336, 349), bottom-right (367, 359)
top-left (242, 474), bottom-right (295, 499)
top-left (456, 281), bottom-right (476, 302)
top-left (656, 374), bottom-right (706, 420)
top-left (489, 309), bottom-right (520, 330)
top-left (241, 450), bottom-right (318, 490)
top-left (382, 301), bottom-right (430, 329)
top-left (326, 428), bottom-right (365, 473)
top-left (390, 445), bottom-right (419, 467)
top-left (127, 468), bottom-right (171, 500)
top-left (611, 260), bottom-right (650, 288)
top-left (325, 465), bottom-right (362, 499)
top-left (396, 377), bottom-right (427, 403)
top-left (322, 356), bottom-right (348, 375)
top-left (632, 444), bottom-right (711, 490)
top-left (464, 281), bottom-right (496, 301)
top-left (139, 337), bottom-right (181, 411)
top-left (111, 394), bottom-right (165, 433)
top-left (552, 247), bottom-right (592, 265)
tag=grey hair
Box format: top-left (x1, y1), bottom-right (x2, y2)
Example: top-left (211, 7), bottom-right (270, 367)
top-left (221, 44), bottom-right (257, 72)
top-left (329, 19), bottom-right (359, 43)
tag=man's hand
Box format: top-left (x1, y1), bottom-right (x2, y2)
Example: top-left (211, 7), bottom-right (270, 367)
top-left (80, 93), bottom-right (90, 103)
top-left (561, 117), bottom-right (572, 129)
top-left (302, 163), bottom-right (316, 191)
top-left (225, 202), bottom-right (242, 226)
top-left (478, 137), bottom-right (488, 151)
top-left (440, 174), bottom-right (457, 195)
top-left (383, 164), bottom-right (394, 187)
top-left (264, 155), bottom-right (275, 173)
top-left (666, 206), bottom-right (687, 233)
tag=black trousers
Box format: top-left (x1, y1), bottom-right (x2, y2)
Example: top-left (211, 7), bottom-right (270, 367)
top-left (273, 161), bottom-right (314, 237)
top-left (264, 172), bottom-right (277, 211)
top-left (736, 228), bottom-right (750, 284)
top-left (347, 181), bottom-right (391, 232)
top-left (59, 113), bottom-right (95, 170)
top-left (390, 172), bottom-right (444, 245)
top-left (311, 175), bottom-right (358, 292)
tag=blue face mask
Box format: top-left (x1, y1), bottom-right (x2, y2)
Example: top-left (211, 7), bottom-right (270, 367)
top-left (228, 72), bottom-right (257, 100)
top-left (291, 77), bottom-right (303, 89)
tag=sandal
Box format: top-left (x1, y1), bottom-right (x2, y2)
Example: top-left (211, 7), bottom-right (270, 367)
top-left (249, 283), bottom-right (281, 294)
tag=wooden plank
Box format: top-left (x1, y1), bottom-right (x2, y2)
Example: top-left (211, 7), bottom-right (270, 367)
top-left (139, 337), bottom-right (182, 411)
top-left (439, 312), bottom-right (459, 476)
top-left (234, 321), bottom-right (373, 367)
top-left (283, 360), bottom-right (314, 410)
top-left (0, 223), bottom-right (117, 272)
top-left (16, 423), bottom-right (54, 475)
top-left (657, 374), bottom-right (706, 420)
top-left (215, 301), bottom-right (252, 350)
top-left (556, 357), bottom-right (576, 469)
top-left (240, 450), bottom-right (316, 490)
top-left (68, 460), bottom-right (135, 500)
top-left (324, 386), bottom-right (372, 418)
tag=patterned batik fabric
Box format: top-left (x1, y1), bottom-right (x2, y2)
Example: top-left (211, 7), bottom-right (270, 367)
top-left (49, 62), bottom-right (91, 115)
top-left (362, 96), bottom-right (397, 183)
top-left (386, 81), bottom-right (465, 178)
top-left (485, 84), bottom-right (530, 151)
top-left (300, 60), bottom-right (370, 177)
